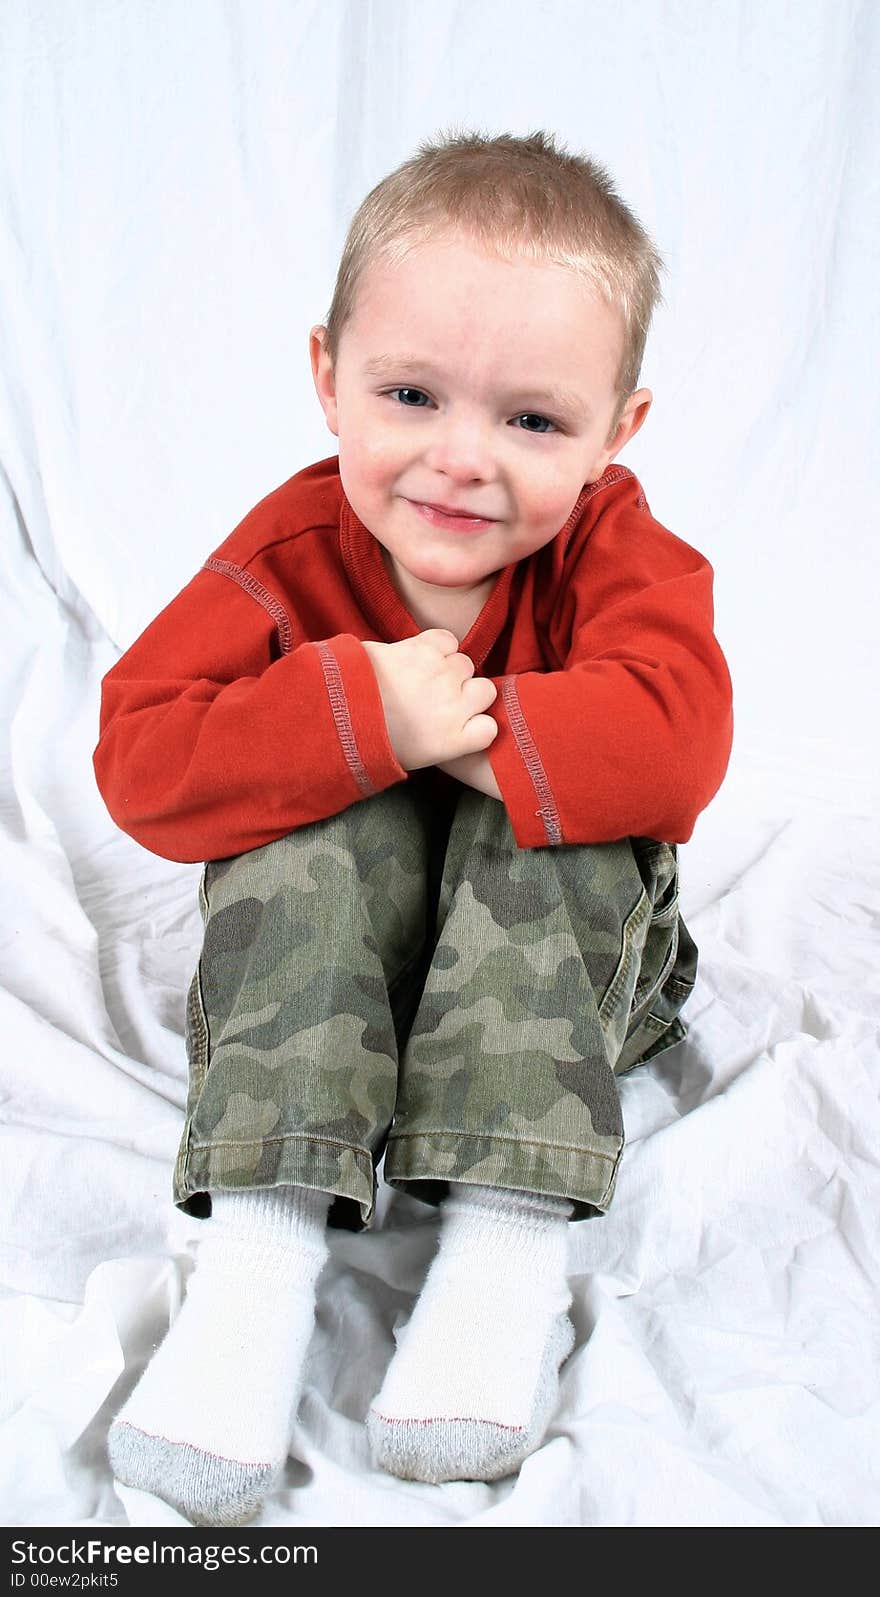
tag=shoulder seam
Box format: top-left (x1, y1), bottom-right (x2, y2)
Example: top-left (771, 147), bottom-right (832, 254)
top-left (202, 558), bottom-right (294, 655)
top-left (225, 519), bottom-right (337, 567)
top-left (585, 465), bottom-right (647, 511)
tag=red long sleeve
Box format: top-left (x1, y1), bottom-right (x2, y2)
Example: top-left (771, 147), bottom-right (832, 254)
top-left (487, 548), bottom-right (733, 846)
top-left (93, 564), bottom-right (407, 862)
top-left (93, 455), bottom-right (733, 863)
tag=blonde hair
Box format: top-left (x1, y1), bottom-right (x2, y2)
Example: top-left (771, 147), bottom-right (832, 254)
top-left (321, 127), bottom-right (666, 440)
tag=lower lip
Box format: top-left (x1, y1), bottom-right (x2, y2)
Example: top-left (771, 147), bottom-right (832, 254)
top-left (410, 501), bottom-right (496, 534)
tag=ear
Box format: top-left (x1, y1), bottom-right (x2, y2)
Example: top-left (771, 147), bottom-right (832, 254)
top-left (587, 388), bottom-right (653, 481)
top-left (309, 325), bottom-right (339, 436)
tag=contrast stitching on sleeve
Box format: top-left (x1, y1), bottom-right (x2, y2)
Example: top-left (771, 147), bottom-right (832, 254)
top-left (498, 675), bottom-right (564, 845)
top-left (202, 558), bottom-right (294, 655)
top-left (314, 641), bottom-right (380, 798)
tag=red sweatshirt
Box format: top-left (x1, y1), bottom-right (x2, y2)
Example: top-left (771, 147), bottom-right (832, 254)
top-left (92, 454), bottom-right (733, 863)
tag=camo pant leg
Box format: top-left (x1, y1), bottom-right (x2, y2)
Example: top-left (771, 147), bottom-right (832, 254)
top-left (383, 787), bottom-right (698, 1221)
top-left (172, 773), bottom-right (697, 1230)
top-left (172, 768), bottom-right (456, 1232)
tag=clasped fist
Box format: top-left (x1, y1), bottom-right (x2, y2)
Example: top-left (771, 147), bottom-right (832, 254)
top-left (362, 629), bottom-right (498, 771)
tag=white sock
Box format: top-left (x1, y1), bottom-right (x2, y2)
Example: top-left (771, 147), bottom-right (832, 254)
top-left (367, 1182), bottom-right (575, 1483)
top-left (108, 1185), bottom-right (330, 1526)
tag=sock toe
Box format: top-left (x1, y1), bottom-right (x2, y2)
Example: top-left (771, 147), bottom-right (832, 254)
top-left (366, 1411), bottom-right (527, 1485)
top-left (108, 1418), bottom-right (279, 1527)
top-left (104, 1186), bottom-right (331, 1526)
top-left (368, 1312), bottom-right (575, 1484)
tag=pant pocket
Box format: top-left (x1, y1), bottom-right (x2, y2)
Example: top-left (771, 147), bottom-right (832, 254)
top-left (615, 911), bottom-right (699, 1076)
top-left (595, 836), bottom-right (678, 1065)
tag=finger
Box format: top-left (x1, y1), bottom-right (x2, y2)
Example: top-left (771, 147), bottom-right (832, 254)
top-left (462, 675), bottom-right (497, 708)
top-left (420, 628), bottom-right (460, 653)
top-left (460, 714), bottom-right (499, 751)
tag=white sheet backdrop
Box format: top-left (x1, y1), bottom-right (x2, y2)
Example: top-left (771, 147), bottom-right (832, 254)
top-left (1, 0), bottom-right (878, 1528)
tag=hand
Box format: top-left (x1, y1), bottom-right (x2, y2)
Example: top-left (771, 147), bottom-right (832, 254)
top-left (435, 749), bottom-right (503, 800)
top-left (362, 629), bottom-right (498, 772)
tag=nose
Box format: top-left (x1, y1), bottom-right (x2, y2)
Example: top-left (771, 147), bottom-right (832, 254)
top-left (421, 408), bottom-right (494, 484)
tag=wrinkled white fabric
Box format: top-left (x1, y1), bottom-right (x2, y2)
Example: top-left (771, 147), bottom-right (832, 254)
top-left (1, 0), bottom-right (878, 1530)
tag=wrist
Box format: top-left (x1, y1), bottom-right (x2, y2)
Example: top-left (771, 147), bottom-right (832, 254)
top-left (438, 750), bottom-right (502, 802)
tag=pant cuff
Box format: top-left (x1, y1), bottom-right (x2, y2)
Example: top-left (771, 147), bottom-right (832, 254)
top-left (173, 1132), bottom-right (377, 1231)
top-left (383, 1130), bottom-right (623, 1221)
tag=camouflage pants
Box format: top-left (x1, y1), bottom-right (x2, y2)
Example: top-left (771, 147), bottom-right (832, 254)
top-left (173, 769), bottom-right (698, 1229)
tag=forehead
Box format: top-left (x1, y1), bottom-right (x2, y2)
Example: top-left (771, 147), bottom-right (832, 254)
top-left (349, 232), bottom-right (623, 393)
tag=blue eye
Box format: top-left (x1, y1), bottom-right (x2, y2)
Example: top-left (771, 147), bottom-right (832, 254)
top-left (389, 387), bottom-right (430, 407)
top-left (514, 415), bottom-right (555, 434)
top-left (386, 389), bottom-right (558, 434)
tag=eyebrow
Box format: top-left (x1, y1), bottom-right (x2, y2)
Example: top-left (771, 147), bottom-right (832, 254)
top-left (361, 354), bottom-right (591, 420)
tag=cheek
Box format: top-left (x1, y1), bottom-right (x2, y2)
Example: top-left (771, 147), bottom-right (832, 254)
top-left (517, 472), bottom-right (573, 524)
top-left (338, 433), bottom-right (386, 490)
top-left (354, 431), bottom-right (400, 480)
top-left (513, 478), bottom-right (582, 551)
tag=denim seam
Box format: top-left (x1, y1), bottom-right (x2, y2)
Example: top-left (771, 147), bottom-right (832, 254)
top-left (189, 1131), bottom-right (372, 1161)
top-left (191, 866), bottom-right (211, 1095)
top-left (632, 919), bottom-right (680, 1011)
top-left (599, 1141), bottom-right (624, 1207)
top-left (189, 965), bottom-right (210, 1095)
top-left (645, 897), bottom-right (680, 930)
top-left (186, 1133), bottom-right (376, 1201)
top-left (387, 1128), bottom-right (619, 1163)
top-left (665, 973), bottom-right (696, 997)
top-left (598, 891), bottom-right (652, 1019)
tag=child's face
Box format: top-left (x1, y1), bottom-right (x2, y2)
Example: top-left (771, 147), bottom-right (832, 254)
top-left (311, 230), bottom-right (651, 620)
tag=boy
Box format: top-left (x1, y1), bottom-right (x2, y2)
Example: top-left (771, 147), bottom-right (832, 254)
top-left (93, 129), bottom-right (733, 1525)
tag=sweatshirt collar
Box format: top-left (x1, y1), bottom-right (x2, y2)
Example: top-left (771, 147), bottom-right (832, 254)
top-left (338, 473), bottom-right (616, 665)
top-left (339, 491), bottom-right (519, 667)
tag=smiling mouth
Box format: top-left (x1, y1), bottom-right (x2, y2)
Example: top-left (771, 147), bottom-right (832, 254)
top-left (409, 500), bottom-right (497, 533)
top-left (417, 500), bottom-right (495, 519)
